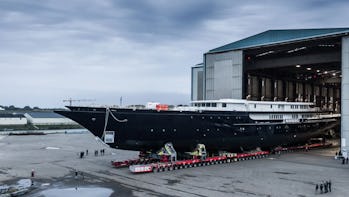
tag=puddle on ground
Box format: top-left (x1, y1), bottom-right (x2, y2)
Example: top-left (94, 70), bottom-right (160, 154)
top-left (274, 171), bottom-right (296, 175)
top-left (39, 187), bottom-right (113, 197)
top-left (45, 147), bottom-right (60, 150)
top-left (165, 179), bottom-right (180, 186)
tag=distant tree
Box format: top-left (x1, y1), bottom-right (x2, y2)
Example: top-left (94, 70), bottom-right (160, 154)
top-left (8, 105), bottom-right (17, 110)
top-left (23, 106), bottom-right (32, 110)
top-left (33, 106), bottom-right (40, 110)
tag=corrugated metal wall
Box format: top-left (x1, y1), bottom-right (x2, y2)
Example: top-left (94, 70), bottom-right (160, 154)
top-left (191, 66), bottom-right (204, 101)
top-left (205, 51), bottom-right (243, 100)
top-left (341, 36), bottom-right (349, 155)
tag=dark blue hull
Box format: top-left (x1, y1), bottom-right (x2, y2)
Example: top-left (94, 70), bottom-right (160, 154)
top-left (55, 106), bottom-right (339, 152)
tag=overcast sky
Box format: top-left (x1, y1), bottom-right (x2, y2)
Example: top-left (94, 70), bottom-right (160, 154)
top-left (1, 0), bottom-right (349, 108)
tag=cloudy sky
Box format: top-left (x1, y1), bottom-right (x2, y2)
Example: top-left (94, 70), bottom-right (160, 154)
top-left (1, 0), bottom-right (349, 108)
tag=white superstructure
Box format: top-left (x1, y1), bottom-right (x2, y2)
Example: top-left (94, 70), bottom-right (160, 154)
top-left (189, 99), bottom-right (317, 112)
top-left (174, 99), bottom-right (340, 123)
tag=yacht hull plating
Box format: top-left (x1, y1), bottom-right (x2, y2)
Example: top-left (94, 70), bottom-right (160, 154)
top-left (55, 106), bottom-right (339, 152)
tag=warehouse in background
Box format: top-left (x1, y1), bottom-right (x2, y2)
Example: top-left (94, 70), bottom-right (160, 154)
top-left (191, 28), bottom-right (349, 156)
top-left (191, 63), bottom-right (204, 101)
top-left (0, 111), bottom-right (79, 131)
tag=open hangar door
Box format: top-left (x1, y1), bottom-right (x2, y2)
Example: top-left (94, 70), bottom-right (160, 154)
top-left (242, 37), bottom-right (342, 113)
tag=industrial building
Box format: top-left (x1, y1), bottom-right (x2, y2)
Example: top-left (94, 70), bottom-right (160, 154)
top-left (191, 28), bottom-right (349, 156)
top-left (0, 111), bottom-right (78, 130)
top-left (191, 63), bottom-right (204, 101)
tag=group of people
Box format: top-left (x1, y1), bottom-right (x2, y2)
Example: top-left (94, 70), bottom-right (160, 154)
top-left (94, 149), bottom-right (106, 156)
top-left (79, 149), bottom-right (106, 158)
top-left (315, 180), bottom-right (331, 194)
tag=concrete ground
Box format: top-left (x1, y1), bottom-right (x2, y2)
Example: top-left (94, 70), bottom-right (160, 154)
top-left (0, 131), bottom-right (348, 197)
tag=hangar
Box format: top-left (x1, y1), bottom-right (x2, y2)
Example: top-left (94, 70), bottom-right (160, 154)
top-left (191, 28), bottom-right (349, 156)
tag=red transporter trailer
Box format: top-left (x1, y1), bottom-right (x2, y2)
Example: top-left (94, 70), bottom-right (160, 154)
top-left (112, 142), bottom-right (332, 174)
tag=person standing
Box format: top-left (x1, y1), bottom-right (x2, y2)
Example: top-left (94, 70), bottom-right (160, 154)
top-left (315, 184), bottom-right (319, 194)
top-left (329, 180), bottom-right (332, 192)
top-left (75, 170), bottom-right (78, 179)
top-left (320, 183), bottom-right (323, 194)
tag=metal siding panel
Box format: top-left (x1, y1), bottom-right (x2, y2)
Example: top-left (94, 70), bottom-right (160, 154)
top-left (192, 67), bottom-right (204, 101)
top-left (204, 51), bottom-right (242, 100)
top-left (197, 71), bottom-right (204, 100)
top-left (214, 59), bottom-right (233, 98)
top-left (342, 36), bottom-right (349, 153)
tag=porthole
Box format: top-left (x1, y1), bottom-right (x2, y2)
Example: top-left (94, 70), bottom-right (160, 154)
top-left (210, 116), bottom-right (213, 119)
top-left (162, 129), bottom-right (165, 132)
top-left (217, 128), bottom-right (220, 131)
top-left (150, 129), bottom-right (154, 132)
top-left (91, 118), bottom-right (96, 121)
top-left (196, 128), bottom-right (199, 131)
top-left (218, 117), bottom-right (221, 119)
top-left (190, 116), bottom-right (193, 119)
top-left (202, 117), bottom-right (205, 119)
top-left (173, 129), bottom-right (176, 132)
top-left (207, 129), bottom-right (210, 131)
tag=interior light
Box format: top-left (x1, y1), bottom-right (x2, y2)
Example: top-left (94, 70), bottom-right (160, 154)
top-left (296, 65), bottom-right (301, 68)
top-left (306, 67), bottom-right (312, 71)
top-left (332, 73), bottom-right (336, 76)
top-left (316, 70), bottom-right (320, 72)
top-left (324, 71), bottom-right (328, 74)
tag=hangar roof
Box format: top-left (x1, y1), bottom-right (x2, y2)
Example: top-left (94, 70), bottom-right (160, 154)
top-left (208, 28), bottom-right (349, 53)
